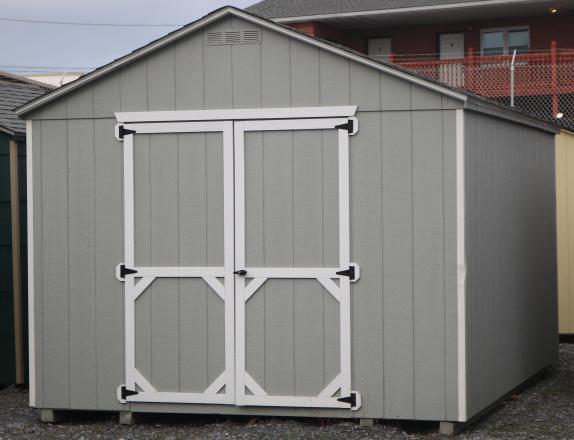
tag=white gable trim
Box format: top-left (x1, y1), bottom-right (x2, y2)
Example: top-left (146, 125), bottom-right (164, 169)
top-left (15, 7), bottom-right (466, 117)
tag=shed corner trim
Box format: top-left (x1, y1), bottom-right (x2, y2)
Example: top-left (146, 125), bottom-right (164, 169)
top-left (456, 108), bottom-right (468, 422)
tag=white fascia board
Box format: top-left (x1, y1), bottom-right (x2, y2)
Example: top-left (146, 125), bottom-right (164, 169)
top-left (17, 7), bottom-right (466, 117)
top-left (273, 0), bottom-right (539, 23)
top-left (115, 106), bottom-right (357, 123)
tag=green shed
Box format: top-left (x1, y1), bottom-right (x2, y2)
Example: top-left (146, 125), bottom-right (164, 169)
top-left (0, 71), bottom-right (51, 385)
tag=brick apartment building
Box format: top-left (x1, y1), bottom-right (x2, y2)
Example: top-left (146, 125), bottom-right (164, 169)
top-left (248, 0), bottom-right (574, 127)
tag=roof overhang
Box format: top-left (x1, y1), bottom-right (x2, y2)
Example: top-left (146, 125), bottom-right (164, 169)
top-left (0, 125), bottom-right (15, 136)
top-left (273, 0), bottom-right (573, 29)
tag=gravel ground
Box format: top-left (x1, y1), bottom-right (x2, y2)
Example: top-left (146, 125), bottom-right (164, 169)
top-left (1, 344), bottom-right (572, 439)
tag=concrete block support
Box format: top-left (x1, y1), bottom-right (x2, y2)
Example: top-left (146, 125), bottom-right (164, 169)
top-left (439, 421), bottom-right (466, 436)
top-left (119, 411), bottom-right (140, 425)
top-left (39, 409), bottom-right (67, 423)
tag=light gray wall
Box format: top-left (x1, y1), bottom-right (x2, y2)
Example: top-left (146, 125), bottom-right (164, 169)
top-left (464, 111), bottom-right (558, 419)
top-left (29, 15), bottom-right (462, 421)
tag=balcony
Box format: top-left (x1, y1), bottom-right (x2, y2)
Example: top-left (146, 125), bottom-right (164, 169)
top-left (382, 42), bottom-right (574, 129)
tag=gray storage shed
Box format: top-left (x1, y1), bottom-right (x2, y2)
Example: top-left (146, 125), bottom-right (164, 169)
top-left (15, 6), bottom-right (558, 430)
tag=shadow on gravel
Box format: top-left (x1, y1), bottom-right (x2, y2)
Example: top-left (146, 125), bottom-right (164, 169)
top-left (0, 345), bottom-right (573, 439)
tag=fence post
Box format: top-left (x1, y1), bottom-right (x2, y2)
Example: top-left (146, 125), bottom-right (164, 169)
top-left (466, 47), bottom-right (475, 91)
top-left (510, 50), bottom-right (517, 107)
top-left (551, 40), bottom-right (559, 116)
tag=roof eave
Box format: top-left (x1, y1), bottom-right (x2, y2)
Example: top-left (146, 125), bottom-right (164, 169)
top-left (268, 0), bottom-right (534, 23)
top-left (464, 98), bottom-right (560, 134)
top-left (0, 125), bottom-right (16, 136)
top-left (0, 70), bottom-right (56, 89)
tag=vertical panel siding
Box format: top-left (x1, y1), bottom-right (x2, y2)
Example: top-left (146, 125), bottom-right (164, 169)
top-left (381, 111), bottom-right (414, 418)
top-left (68, 120), bottom-right (97, 409)
top-left (231, 17), bottom-right (262, 108)
top-left (30, 15), bottom-right (463, 419)
top-left (204, 18), bottom-right (233, 110)
top-left (41, 120), bottom-right (69, 409)
top-left (351, 112), bottom-right (384, 419)
top-left (120, 58), bottom-right (148, 112)
top-left (556, 131), bottom-right (574, 334)
top-left (149, 134), bottom-right (179, 391)
top-left (412, 111), bottom-right (446, 420)
top-left (178, 133), bottom-right (209, 392)
top-left (465, 112), bottom-right (557, 418)
top-left (94, 119), bottom-right (124, 410)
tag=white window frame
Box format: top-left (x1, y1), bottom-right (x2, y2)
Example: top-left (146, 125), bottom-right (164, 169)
top-left (480, 26), bottom-right (530, 56)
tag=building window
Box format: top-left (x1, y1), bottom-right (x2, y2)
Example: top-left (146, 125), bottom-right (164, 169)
top-left (481, 28), bottom-right (529, 55)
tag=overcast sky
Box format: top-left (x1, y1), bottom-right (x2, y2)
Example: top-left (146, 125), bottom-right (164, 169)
top-left (0, 0), bottom-right (255, 74)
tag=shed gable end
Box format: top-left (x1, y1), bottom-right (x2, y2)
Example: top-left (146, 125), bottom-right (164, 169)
top-left (26, 14), bottom-right (460, 121)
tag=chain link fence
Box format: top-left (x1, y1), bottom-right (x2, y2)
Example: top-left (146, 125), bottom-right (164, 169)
top-left (393, 48), bottom-right (574, 131)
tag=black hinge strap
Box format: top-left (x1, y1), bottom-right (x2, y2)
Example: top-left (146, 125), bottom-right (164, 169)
top-left (119, 264), bottom-right (138, 279)
top-left (118, 125), bottom-right (136, 139)
top-left (337, 392), bottom-right (357, 407)
top-left (334, 119), bottom-right (354, 133)
top-left (336, 266), bottom-right (356, 281)
top-left (121, 386), bottom-right (139, 400)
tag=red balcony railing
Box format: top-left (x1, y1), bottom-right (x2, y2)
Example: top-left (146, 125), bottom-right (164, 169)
top-left (384, 41), bottom-right (574, 128)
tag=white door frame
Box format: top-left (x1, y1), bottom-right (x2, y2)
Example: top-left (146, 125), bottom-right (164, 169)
top-left (233, 117), bottom-right (360, 410)
top-left (115, 107), bottom-right (360, 410)
top-left (116, 120), bottom-right (236, 405)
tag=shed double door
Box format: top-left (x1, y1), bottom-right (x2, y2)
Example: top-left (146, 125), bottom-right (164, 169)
top-left (117, 115), bottom-right (358, 410)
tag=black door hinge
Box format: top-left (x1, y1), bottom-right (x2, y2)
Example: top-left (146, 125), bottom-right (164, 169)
top-left (335, 119), bottom-right (354, 133)
top-left (337, 392), bottom-right (357, 407)
top-left (120, 386), bottom-right (139, 400)
top-left (118, 125), bottom-right (136, 139)
top-left (119, 264), bottom-right (138, 279)
top-left (336, 266), bottom-right (356, 281)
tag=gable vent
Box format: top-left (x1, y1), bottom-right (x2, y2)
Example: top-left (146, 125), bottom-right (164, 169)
top-left (205, 29), bottom-right (261, 46)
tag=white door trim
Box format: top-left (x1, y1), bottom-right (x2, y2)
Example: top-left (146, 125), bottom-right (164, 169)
top-left (116, 107), bottom-right (360, 409)
top-left (115, 106), bottom-right (357, 124)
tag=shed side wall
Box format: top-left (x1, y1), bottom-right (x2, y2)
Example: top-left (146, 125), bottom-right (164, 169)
top-left (556, 130), bottom-right (574, 334)
top-left (464, 111), bottom-right (558, 419)
top-left (29, 15), bottom-right (461, 421)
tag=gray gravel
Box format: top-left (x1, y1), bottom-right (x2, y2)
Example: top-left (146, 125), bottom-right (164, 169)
top-left (1, 344), bottom-right (572, 439)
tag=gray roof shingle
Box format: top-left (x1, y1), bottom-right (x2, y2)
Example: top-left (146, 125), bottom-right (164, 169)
top-left (0, 72), bottom-right (52, 135)
top-left (247, 0), bottom-right (498, 19)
